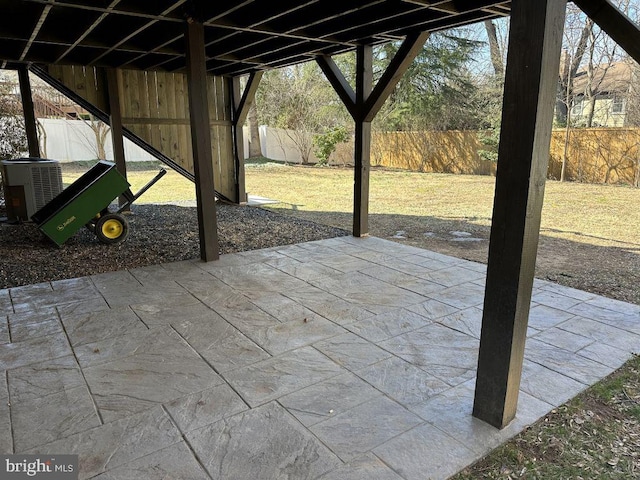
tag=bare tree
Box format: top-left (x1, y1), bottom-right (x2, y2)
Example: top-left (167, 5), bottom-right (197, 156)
top-left (85, 115), bottom-right (110, 160)
top-left (557, 1), bottom-right (636, 182)
top-left (69, 107), bottom-right (111, 161)
top-left (484, 20), bottom-right (504, 77)
top-left (558, 6), bottom-right (595, 181)
top-left (557, 15), bottom-right (593, 126)
top-left (36, 119), bottom-right (47, 158)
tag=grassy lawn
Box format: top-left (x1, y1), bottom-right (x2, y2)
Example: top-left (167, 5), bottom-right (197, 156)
top-left (61, 159), bottom-right (640, 250)
top-left (243, 160), bottom-right (640, 248)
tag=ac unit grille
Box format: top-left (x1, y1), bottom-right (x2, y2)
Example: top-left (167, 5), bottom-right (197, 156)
top-left (31, 164), bottom-right (64, 210)
top-left (1, 159), bottom-right (64, 221)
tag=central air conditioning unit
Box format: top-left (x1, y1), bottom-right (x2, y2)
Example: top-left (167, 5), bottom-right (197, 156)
top-left (1, 158), bottom-right (64, 222)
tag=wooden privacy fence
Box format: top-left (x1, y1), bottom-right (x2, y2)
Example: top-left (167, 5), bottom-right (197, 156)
top-left (370, 130), bottom-right (495, 175)
top-left (45, 65), bottom-right (237, 200)
top-left (548, 128), bottom-right (640, 186)
top-left (370, 129), bottom-right (640, 186)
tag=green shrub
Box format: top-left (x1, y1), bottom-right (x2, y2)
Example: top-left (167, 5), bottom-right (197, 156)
top-left (313, 126), bottom-right (349, 166)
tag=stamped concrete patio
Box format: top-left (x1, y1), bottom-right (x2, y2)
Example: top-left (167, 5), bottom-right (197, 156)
top-left (1, 236), bottom-right (639, 479)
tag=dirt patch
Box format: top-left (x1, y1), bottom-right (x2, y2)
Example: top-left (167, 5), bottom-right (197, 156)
top-left (265, 208), bottom-right (640, 306)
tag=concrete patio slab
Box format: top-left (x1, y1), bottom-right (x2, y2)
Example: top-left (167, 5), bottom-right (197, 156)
top-left (1, 236), bottom-right (638, 479)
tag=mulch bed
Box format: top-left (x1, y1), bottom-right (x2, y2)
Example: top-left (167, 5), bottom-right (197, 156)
top-left (0, 203), bottom-right (348, 289)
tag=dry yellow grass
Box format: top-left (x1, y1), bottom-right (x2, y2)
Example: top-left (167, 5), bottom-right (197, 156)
top-left (245, 162), bottom-right (640, 248)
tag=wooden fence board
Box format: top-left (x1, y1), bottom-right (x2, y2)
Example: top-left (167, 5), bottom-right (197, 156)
top-left (369, 129), bottom-right (640, 186)
top-left (82, 67), bottom-right (97, 109)
top-left (146, 72), bottom-right (162, 152)
top-left (41, 65), bottom-right (238, 196)
top-left (46, 65), bottom-right (64, 84)
top-left (139, 70), bottom-right (153, 142)
top-left (155, 71), bottom-right (172, 165)
top-left (174, 73), bottom-right (193, 173)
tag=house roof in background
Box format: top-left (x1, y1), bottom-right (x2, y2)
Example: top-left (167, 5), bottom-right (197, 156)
top-left (573, 61), bottom-right (633, 95)
top-left (0, 0), bottom-right (510, 76)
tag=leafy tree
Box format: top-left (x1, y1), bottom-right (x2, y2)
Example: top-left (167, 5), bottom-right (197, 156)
top-left (0, 73), bottom-right (28, 206)
top-left (254, 28), bottom-right (486, 147)
top-left (255, 62), bottom-right (348, 163)
top-left (476, 78), bottom-right (504, 163)
top-left (374, 31), bottom-right (485, 131)
top-left (474, 21), bottom-right (506, 163)
top-left (313, 125), bottom-right (349, 165)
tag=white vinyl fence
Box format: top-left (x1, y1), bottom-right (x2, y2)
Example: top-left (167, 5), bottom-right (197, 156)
top-left (39, 118), bottom-right (156, 162)
top-left (39, 120), bottom-right (343, 165)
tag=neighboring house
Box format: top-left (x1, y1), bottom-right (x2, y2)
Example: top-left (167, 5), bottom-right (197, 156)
top-left (570, 61), bottom-right (639, 127)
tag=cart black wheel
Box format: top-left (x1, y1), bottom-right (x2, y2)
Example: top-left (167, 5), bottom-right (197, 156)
top-left (95, 213), bottom-right (129, 244)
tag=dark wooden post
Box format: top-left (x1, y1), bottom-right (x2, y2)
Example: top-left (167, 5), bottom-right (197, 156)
top-left (473, 0), bottom-right (567, 429)
top-left (353, 45), bottom-right (373, 237)
top-left (185, 15), bottom-right (219, 261)
top-left (105, 68), bottom-right (129, 210)
top-left (573, 0), bottom-right (640, 63)
top-left (317, 32), bottom-right (428, 238)
top-left (18, 66), bottom-right (40, 158)
top-left (229, 71), bottom-right (263, 204)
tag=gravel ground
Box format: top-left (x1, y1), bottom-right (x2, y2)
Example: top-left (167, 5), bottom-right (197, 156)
top-left (0, 203), bottom-right (348, 289)
top-left (2, 198), bottom-right (638, 307)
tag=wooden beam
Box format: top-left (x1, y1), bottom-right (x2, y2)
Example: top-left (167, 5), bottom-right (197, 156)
top-left (20, 4), bottom-right (52, 62)
top-left (353, 44), bottom-right (373, 237)
top-left (316, 55), bottom-right (357, 118)
top-left (18, 66), bottom-right (40, 158)
top-left (473, 0), bottom-right (567, 429)
top-left (318, 33), bottom-right (429, 237)
top-left (90, 1), bottom-right (187, 65)
top-left (234, 71), bottom-right (264, 127)
top-left (105, 68), bottom-right (129, 210)
top-left (229, 70), bottom-right (263, 204)
top-left (229, 75), bottom-right (251, 204)
top-left (573, 0), bottom-right (640, 64)
top-left (56, 0), bottom-right (124, 63)
top-left (364, 31), bottom-right (430, 121)
top-left (185, 16), bottom-right (219, 261)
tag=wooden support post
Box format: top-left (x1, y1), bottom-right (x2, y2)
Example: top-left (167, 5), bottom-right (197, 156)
top-left (105, 68), bottom-right (129, 210)
top-left (185, 16), bottom-right (219, 262)
top-left (574, 0), bottom-right (640, 63)
top-left (364, 31), bottom-right (430, 122)
top-left (473, 0), bottom-right (567, 429)
top-left (353, 45), bottom-right (373, 237)
top-left (317, 33), bottom-right (428, 237)
top-left (316, 55), bottom-right (357, 118)
top-left (229, 71), bottom-right (263, 204)
top-left (18, 66), bottom-right (40, 158)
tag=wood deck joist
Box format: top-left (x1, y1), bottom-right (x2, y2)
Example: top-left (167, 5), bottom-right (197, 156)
top-left (0, 0), bottom-right (511, 76)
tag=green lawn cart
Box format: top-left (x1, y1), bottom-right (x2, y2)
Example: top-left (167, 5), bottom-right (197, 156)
top-left (31, 160), bottom-right (166, 246)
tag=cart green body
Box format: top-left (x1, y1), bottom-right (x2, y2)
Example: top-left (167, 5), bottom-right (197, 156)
top-left (31, 161), bottom-right (132, 246)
